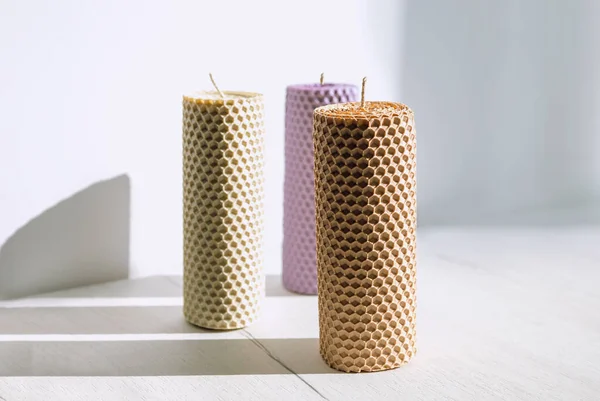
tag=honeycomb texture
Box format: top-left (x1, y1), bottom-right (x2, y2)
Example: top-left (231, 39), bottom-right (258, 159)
top-left (283, 83), bottom-right (359, 295)
top-left (313, 101), bottom-right (417, 372)
top-left (182, 91), bottom-right (265, 330)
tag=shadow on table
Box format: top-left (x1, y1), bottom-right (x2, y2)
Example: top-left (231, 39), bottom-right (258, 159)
top-left (265, 274), bottom-right (307, 297)
top-left (0, 276), bottom-right (331, 376)
top-left (0, 305), bottom-right (195, 335)
top-left (0, 337), bottom-right (338, 376)
top-left (32, 275), bottom-right (307, 298)
top-left (32, 275), bottom-right (182, 298)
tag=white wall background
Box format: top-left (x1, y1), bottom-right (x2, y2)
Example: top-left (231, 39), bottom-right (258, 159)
top-left (403, 0), bottom-right (600, 225)
top-left (2, 0), bottom-right (600, 287)
top-left (0, 0), bottom-right (405, 282)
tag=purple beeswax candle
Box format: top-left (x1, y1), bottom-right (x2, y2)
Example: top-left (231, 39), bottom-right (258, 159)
top-left (283, 82), bottom-right (359, 294)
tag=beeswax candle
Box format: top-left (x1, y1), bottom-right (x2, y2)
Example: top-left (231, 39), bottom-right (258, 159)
top-left (182, 88), bottom-right (265, 330)
top-left (283, 79), bottom-right (358, 294)
top-left (313, 87), bottom-right (417, 372)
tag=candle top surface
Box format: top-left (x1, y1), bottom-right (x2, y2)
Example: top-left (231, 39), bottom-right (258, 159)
top-left (314, 101), bottom-right (413, 120)
top-left (287, 83), bottom-right (357, 92)
top-left (183, 91), bottom-right (262, 103)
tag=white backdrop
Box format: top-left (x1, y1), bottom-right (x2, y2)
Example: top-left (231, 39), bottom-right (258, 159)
top-left (403, 0), bottom-right (600, 225)
top-left (1, 0), bottom-right (599, 287)
top-left (0, 0), bottom-right (405, 282)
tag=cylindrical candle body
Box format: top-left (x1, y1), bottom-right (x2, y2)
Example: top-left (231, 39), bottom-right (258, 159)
top-left (182, 91), bottom-right (265, 330)
top-left (313, 102), bottom-right (417, 372)
top-left (283, 84), bottom-right (358, 294)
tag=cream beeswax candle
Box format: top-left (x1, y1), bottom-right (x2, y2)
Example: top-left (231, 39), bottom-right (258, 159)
top-left (182, 83), bottom-right (265, 330)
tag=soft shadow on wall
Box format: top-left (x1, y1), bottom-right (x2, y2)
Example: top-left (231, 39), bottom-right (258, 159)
top-left (401, 0), bottom-right (600, 225)
top-left (0, 175), bottom-right (130, 299)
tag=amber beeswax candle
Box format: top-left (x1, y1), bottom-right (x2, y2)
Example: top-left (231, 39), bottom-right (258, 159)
top-left (313, 97), bottom-right (417, 372)
top-left (182, 89), bottom-right (265, 330)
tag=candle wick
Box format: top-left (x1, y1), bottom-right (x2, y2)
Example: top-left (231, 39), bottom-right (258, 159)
top-left (209, 73), bottom-right (225, 99)
top-left (361, 77), bottom-right (367, 108)
top-left (320, 73), bottom-right (324, 86)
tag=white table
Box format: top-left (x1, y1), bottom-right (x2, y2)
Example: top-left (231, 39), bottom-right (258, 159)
top-left (1, 228), bottom-right (599, 400)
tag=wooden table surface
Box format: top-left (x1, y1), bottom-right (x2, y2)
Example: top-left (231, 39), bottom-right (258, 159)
top-left (1, 227), bottom-right (599, 400)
